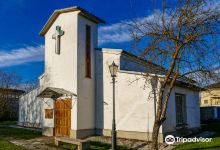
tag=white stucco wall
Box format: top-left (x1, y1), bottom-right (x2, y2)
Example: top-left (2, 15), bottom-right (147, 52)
top-left (95, 49), bottom-right (162, 134)
top-left (40, 12), bottom-right (99, 131)
top-left (162, 86), bottom-right (200, 133)
top-left (42, 98), bottom-right (54, 128)
top-left (76, 15), bottom-right (97, 130)
top-left (18, 88), bottom-right (43, 128)
top-left (96, 49), bottom-right (200, 135)
top-left (18, 88), bottom-right (58, 128)
top-left (43, 11), bottom-right (79, 93)
top-left (41, 11), bottom-right (80, 130)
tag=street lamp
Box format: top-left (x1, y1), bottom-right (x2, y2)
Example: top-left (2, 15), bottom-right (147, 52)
top-left (109, 61), bottom-right (118, 150)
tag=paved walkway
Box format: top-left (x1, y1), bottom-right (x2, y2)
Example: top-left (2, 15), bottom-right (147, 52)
top-left (10, 137), bottom-right (61, 150)
top-left (87, 136), bottom-right (174, 150)
top-left (6, 126), bottom-right (215, 150)
top-left (10, 135), bottom-right (173, 150)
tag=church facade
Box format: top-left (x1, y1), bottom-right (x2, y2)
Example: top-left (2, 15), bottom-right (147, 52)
top-left (18, 6), bottom-right (201, 142)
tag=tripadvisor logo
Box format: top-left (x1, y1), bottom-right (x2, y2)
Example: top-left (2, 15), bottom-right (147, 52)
top-left (165, 135), bottom-right (175, 145)
top-left (165, 135), bottom-right (212, 145)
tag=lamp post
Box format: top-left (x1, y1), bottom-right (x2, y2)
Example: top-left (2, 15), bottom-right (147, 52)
top-left (109, 61), bottom-right (118, 150)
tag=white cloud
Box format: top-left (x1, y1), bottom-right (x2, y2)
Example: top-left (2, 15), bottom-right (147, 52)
top-left (214, 66), bottom-right (220, 74)
top-left (98, 22), bottom-right (132, 45)
top-left (0, 45), bottom-right (44, 68)
top-left (98, 0), bottom-right (220, 45)
top-left (0, 17), bottom-right (148, 67)
top-left (98, 12), bottom-right (159, 45)
top-left (1, 0), bottom-right (218, 68)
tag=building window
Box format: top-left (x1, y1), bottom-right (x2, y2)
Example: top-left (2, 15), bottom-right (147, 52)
top-left (85, 25), bottom-right (91, 78)
top-left (45, 109), bottom-right (53, 119)
top-left (204, 100), bottom-right (208, 104)
top-left (218, 99), bottom-right (220, 105)
top-left (175, 93), bottom-right (187, 126)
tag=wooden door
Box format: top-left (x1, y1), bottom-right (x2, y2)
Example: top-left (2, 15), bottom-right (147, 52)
top-left (55, 99), bottom-right (71, 137)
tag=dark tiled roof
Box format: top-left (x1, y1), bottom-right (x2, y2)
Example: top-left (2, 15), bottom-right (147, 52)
top-left (121, 50), bottom-right (202, 90)
top-left (206, 82), bottom-right (220, 89)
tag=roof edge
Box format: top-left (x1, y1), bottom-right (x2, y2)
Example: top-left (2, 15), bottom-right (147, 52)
top-left (205, 82), bottom-right (220, 89)
top-left (39, 6), bottom-right (105, 36)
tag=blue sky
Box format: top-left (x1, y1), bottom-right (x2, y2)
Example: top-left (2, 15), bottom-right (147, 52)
top-left (0, 0), bottom-right (164, 81)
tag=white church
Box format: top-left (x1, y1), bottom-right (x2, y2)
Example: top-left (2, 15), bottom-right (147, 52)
top-left (18, 6), bottom-right (201, 142)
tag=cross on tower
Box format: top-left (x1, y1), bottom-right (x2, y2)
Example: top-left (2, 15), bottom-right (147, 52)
top-left (52, 26), bottom-right (64, 54)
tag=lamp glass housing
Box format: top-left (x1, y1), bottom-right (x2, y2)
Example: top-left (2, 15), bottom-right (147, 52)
top-left (109, 61), bottom-right (118, 77)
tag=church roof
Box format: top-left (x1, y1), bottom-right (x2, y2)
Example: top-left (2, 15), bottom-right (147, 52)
top-left (39, 6), bottom-right (105, 36)
top-left (98, 48), bottom-right (202, 91)
top-left (37, 87), bottom-right (77, 99)
top-left (122, 51), bottom-right (202, 90)
top-left (206, 82), bottom-right (220, 89)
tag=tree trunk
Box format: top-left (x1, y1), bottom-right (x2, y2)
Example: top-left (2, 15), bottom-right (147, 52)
top-left (151, 121), bottom-right (161, 150)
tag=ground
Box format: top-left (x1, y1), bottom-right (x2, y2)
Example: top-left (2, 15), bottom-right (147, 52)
top-left (0, 121), bottom-right (130, 150)
top-left (174, 121), bottom-right (220, 150)
top-left (0, 121), bottom-right (220, 149)
top-left (0, 121), bottom-right (42, 150)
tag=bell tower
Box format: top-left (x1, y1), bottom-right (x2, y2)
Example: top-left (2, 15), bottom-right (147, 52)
top-left (39, 6), bottom-right (104, 138)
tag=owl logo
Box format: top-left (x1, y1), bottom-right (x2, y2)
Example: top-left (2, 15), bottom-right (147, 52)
top-left (165, 135), bottom-right (175, 145)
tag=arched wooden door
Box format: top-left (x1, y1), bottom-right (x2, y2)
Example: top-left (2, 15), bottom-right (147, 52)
top-left (54, 99), bottom-right (71, 137)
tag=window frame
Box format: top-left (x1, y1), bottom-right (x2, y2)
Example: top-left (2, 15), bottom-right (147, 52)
top-left (204, 99), bottom-right (208, 104)
top-left (45, 109), bottom-right (53, 119)
top-left (175, 93), bottom-right (187, 126)
top-left (85, 24), bottom-right (91, 78)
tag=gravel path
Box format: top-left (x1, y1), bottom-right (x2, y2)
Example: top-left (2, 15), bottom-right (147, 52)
top-left (10, 137), bottom-right (61, 150)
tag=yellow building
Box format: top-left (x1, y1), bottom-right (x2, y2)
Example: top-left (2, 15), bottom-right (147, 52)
top-left (200, 82), bottom-right (220, 122)
top-left (201, 82), bottom-right (220, 107)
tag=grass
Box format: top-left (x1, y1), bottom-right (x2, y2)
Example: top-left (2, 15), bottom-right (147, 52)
top-left (0, 127), bottom-right (41, 139)
top-left (90, 142), bottom-right (114, 150)
top-left (0, 121), bottom-right (41, 140)
top-left (0, 121), bottom-right (17, 126)
top-left (57, 142), bottom-right (78, 150)
top-left (0, 139), bottom-right (26, 150)
top-left (0, 122), bottom-right (42, 150)
top-left (0, 124), bottom-right (130, 150)
top-left (1, 121), bottom-right (220, 150)
top-left (174, 121), bottom-right (220, 150)
top-left (90, 141), bottom-right (132, 150)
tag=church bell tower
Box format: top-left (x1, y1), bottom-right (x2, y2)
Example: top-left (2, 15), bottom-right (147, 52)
top-left (39, 6), bottom-right (105, 139)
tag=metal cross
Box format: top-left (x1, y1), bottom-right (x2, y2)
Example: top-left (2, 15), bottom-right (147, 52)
top-left (52, 26), bottom-right (64, 54)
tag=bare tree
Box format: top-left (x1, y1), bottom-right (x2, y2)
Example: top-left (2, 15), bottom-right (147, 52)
top-left (129, 0), bottom-right (220, 149)
top-left (0, 70), bottom-right (21, 88)
top-left (20, 80), bottom-right (39, 93)
top-left (0, 70), bottom-right (23, 121)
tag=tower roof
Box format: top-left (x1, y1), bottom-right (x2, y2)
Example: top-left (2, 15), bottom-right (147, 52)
top-left (39, 6), bottom-right (105, 36)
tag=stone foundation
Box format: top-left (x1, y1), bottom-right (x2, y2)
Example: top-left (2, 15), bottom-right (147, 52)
top-left (96, 129), bottom-right (164, 143)
top-left (42, 127), bottom-right (54, 136)
top-left (42, 127), bottom-right (200, 143)
top-left (70, 129), bottom-right (95, 139)
top-left (63, 128), bottom-right (164, 143)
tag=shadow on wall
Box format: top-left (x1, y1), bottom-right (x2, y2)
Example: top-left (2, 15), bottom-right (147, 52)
top-left (95, 51), bottom-right (160, 140)
top-left (95, 51), bottom-right (104, 133)
top-left (19, 88), bottom-right (43, 128)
